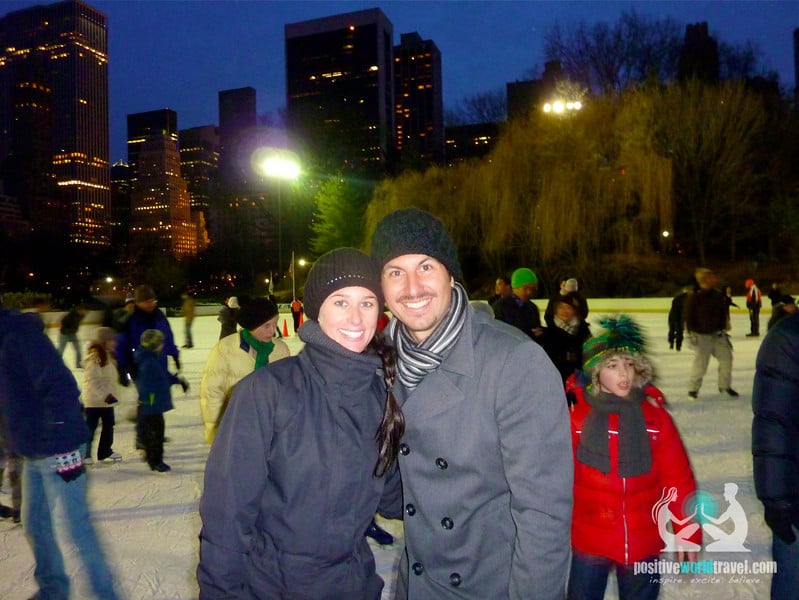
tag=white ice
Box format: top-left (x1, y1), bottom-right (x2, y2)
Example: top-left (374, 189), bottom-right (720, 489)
top-left (0, 298), bottom-right (776, 599)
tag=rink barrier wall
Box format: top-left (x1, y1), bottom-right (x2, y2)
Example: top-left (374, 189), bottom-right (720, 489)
top-left (36, 297), bottom-right (750, 330)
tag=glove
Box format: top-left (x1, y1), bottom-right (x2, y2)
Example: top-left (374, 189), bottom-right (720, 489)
top-left (54, 449), bottom-right (85, 482)
top-left (566, 390), bottom-right (578, 407)
top-left (118, 370), bottom-right (131, 387)
top-left (104, 394), bottom-right (119, 405)
top-left (178, 375), bottom-right (189, 394)
top-left (764, 503), bottom-right (798, 544)
top-left (174, 356), bottom-right (181, 372)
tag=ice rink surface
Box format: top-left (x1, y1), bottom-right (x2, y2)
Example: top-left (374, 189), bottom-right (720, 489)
top-left (0, 298), bottom-right (777, 599)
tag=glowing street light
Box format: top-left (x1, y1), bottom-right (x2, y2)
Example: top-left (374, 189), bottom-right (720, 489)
top-left (254, 148), bottom-right (301, 283)
top-left (543, 99), bottom-right (583, 114)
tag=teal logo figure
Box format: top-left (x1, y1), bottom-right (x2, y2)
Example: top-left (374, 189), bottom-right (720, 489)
top-left (652, 486), bottom-right (701, 552)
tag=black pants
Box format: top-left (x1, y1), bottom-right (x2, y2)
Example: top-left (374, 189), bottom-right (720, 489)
top-left (292, 311), bottom-right (302, 332)
top-left (668, 327), bottom-right (683, 350)
top-left (84, 407), bottom-right (116, 460)
top-left (749, 307), bottom-right (760, 335)
top-left (141, 413), bottom-right (165, 467)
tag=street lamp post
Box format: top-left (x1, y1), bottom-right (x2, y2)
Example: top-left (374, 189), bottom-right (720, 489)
top-left (259, 151), bottom-right (301, 285)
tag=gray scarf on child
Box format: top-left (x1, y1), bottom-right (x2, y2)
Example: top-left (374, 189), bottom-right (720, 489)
top-left (576, 388), bottom-right (652, 478)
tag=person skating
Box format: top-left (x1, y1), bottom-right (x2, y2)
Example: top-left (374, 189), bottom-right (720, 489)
top-left (684, 268), bottom-right (738, 399)
top-left (82, 327), bottom-right (122, 465)
top-left (200, 297), bottom-right (290, 444)
top-left (0, 306), bottom-right (121, 599)
top-left (134, 329), bottom-right (188, 472)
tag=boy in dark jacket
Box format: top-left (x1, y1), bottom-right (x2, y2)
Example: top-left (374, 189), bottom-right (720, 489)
top-left (135, 329), bottom-right (187, 472)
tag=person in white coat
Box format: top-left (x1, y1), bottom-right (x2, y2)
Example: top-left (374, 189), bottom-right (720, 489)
top-left (82, 327), bottom-right (122, 464)
top-left (200, 298), bottom-right (290, 444)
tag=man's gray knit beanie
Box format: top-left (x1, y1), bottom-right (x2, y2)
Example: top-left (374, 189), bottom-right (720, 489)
top-left (371, 207), bottom-right (463, 281)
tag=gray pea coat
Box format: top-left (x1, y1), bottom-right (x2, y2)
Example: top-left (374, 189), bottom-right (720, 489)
top-left (394, 307), bottom-right (573, 599)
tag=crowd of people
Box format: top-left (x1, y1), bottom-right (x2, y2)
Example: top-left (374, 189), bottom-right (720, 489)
top-left (0, 208), bottom-right (797, 599)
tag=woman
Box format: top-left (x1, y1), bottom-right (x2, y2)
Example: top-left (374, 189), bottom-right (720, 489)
top-left (82, 326), bottom-right (122, 464)
top-left (200, 297), bottom-right (291, 444)
top-left (198, 248), bottom-right (404, 599)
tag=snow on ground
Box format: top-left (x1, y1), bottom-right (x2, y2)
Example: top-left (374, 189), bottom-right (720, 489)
top-left (0, 299), bottom-right (777, 599)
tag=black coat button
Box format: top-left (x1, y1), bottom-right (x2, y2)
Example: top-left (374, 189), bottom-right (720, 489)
top-left (449, 572), bottom-right (462, 587)
top-left (435, 457), bottom-right (448, 469)
top-left (441, 517), bottom-right (453, 529)
top-left (412, 562), bottom-right (424, 576)
top-left (399, 443), bottom-right (410, 456)
top-left (405, 503), bottom-right (416, 516)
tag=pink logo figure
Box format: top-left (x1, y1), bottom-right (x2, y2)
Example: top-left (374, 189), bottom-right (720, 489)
top-left (652, 486), bottom-right (701, 552)
top-left (701, 482), bottom-right (750, 552)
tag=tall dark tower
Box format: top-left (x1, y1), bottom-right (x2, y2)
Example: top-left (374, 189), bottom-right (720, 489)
top-left (394, 32), bottom-right (444, 168)
top-left (218, 87), bottom-right (257, 192)
top-left (0, 0), bottom-right (110, 248)
top-left (285, 8), bottom-right (394, 176)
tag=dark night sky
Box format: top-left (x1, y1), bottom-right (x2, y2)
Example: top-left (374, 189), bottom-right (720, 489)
top-left (3, 0), bottom-right (798, 161)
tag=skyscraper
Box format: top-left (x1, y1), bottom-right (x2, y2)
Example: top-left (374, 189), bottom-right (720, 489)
top-left (285, 8), bottom-right (394, 176)
top-left (0, 0), bottom-right (110, 248)
top-left (218, 87), bottom-right (257, 192)
top-left (127, 109), bottom-right (197, 259)
top-left (178, 125), bottom-right (217, 252)
top-left (394, 32), bottom-right (444, 167)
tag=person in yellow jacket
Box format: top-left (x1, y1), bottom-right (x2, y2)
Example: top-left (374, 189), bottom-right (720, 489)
top-left (200, 298), bottom-right (290, 443)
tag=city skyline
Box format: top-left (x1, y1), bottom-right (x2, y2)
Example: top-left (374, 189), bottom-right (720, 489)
top-left (2, 0), bottom-right (797, 161)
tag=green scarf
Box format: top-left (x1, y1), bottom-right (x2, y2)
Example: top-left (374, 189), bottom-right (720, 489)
top-left (241, 329), bottom-right (274, 371)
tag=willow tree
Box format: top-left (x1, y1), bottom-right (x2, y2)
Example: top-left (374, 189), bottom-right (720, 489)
top-left (365, 88), bottom-right (676, 286)
top-left (652, 79), bottom-right (766, 263)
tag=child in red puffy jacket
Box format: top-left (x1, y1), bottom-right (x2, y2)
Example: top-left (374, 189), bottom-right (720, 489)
top-left (567, 316), bottom-right (699, 600)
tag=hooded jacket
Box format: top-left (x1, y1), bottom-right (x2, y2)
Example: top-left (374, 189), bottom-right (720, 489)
top-left (134, 347), bottom-right (177, 416)
top-left (0, 309), bottom-right (89, 457)
top-left (199, 330), bottom-right (290, 444)
top-left (197, 321), bottom-right (402, 599)
top-left (569, 382), bottom-right (699, 564)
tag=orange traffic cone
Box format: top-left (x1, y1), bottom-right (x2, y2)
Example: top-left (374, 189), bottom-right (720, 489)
top-left (282, 319), bottom-right (289, 338)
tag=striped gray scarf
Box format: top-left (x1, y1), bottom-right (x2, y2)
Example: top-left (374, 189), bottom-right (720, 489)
top-left (388, 282), bottom-right (469, 390)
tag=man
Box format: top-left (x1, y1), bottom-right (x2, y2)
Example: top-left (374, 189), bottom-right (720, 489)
top-left (487, 275), bottom-right (511, 304)
top-left (181, 290), bottom-right (196, 348)
top-left (116, 284), bottom-right (180, 383)
top-left (745, 278), bottom-right (762, 337)
top-left (58, 305), bottom-right (87, 368)
top-left (0, 305), bottom-right (120, 599)
top-left (116, 284), bottom-right (181, 448)
top-left (491, 267), bottom-right (543, 340)
top-left (752, 310), bottom-right (799, 599)
top-left (290, 297), bottom-right (303, 333)
top-left (684, 268), bottom-right (738, 398)
top-left (371, 207), bottom-right (572, 599)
